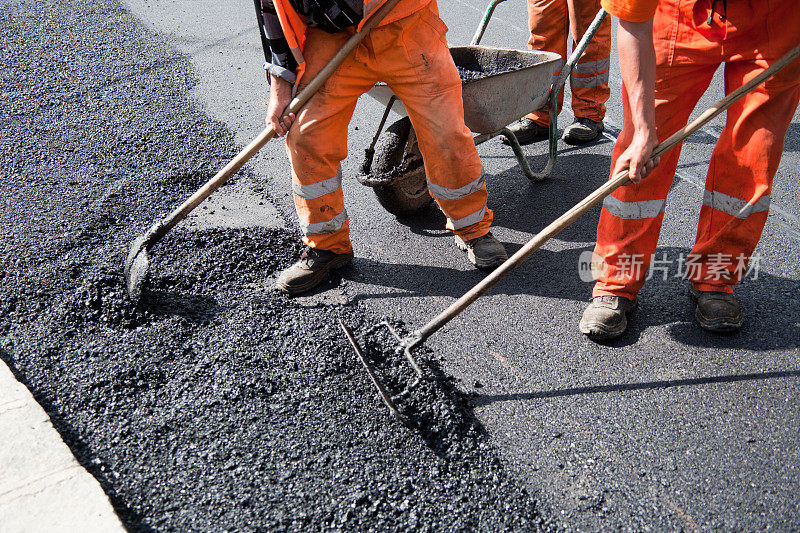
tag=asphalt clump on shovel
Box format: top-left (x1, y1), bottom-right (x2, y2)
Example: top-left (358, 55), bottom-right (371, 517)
top-left (0, 0), bottom-right (550, 531)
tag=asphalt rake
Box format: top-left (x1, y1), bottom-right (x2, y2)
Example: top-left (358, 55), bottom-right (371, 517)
top-left (340, 41), bottom-right (800, 419)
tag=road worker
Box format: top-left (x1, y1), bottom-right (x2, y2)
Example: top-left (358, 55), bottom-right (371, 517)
top-left (580, 0), bottom-right (800, 340)
top-left (253, 0), bottom-right (508, 295)
top-left (506, 0), bottom-right (612, 145)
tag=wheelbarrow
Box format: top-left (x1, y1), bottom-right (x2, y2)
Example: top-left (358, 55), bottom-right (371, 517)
top-left (357, 0), bottom-right (608, 216)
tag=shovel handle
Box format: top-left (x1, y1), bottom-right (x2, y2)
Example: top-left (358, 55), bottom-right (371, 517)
top-left (147, 0), bottom-right (404, 244)
top-left (412, 40), bottom-right (800, 346)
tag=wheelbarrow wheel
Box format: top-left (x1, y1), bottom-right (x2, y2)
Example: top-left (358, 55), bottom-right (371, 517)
top-left (372, 117), bottom-right (433, 217)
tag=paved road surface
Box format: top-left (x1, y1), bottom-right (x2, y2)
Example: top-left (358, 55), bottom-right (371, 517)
top-left (16, 0), bottom-right (800, 529)
top-left (125, 1), bottom-right (800, 529)
top-left (125, 0), bottom-right (800, 529)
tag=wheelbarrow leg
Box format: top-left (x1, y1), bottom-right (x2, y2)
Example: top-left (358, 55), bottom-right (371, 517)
top-left (523, 8), bottom-right (609, 180)
top-left (498, 94), bottom-right (559, 182)
top-left (361, 95), bottom-right (397, 174)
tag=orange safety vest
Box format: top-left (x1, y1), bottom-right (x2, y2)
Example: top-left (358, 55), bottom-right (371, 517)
top-left (271, 0), bottom-right (431, 84)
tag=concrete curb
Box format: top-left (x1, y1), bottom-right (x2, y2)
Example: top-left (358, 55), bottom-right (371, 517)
top-left (0, 361), bottom-right (125, 533)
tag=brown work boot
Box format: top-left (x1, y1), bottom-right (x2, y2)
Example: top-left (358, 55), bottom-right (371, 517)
top-left (502, 117), bottom-right (549, 146)
top-left (455, 231), bottom-right (508, 271)
top-left (690, 286), bottom-right (743, 333)
top-left (275, 247), bottom-right (354, 296)
top-left (579, 295), bottom-right (637, 341)
top-left (562, 117), bottom-right (604, 145)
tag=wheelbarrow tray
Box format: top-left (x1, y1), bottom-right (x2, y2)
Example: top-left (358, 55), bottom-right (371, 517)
top-left (366, 46), bottom-right (561, 134)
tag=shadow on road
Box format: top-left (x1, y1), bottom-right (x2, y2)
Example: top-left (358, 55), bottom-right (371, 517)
top-left (346, 244), bottom-right (594, 303)
top-left (349, 240), bottom-right (800, 350)
top-left (471, 368), bottom-right (800, 407)
top-left (681, 121), bottom-right (800, 153)
top-left (389, 151), bottom-right (614, 245)
top-left (486, 153), bottom-right (611, 243)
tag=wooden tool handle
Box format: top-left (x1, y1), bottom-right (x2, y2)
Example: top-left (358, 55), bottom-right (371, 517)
top-left (150, 0), bottom-right (404, 243)
top-left (412, 40), bottom-right (800, 345)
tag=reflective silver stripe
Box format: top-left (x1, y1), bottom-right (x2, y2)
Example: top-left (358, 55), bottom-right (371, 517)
top-left (703, 190), bottom-right (771, 219)
top-left (449, 205), bottom-right (487, 230)
top-left (427, 174), bottom-right (485, 202)
top-left (292, 170), bottom-right (342, 200)
top-left (603, 196), bottom-right (666, 219)
top-left (570, 70), bottom-right (610, 88)
top-left (573, 57), bottom-right (610, 74)
top-left (299, 207), bottom-right (348, 235)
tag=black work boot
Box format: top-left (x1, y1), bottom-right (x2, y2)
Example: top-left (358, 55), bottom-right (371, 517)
top-left (562, 117), bottom-right (604, 145)
top-left (455, 231), bottom-right (508, 271)
top-left (579, 295), bottom-right (637, 341)
top-left (276, 247), bottom-right (354, 296)
top-left (502, 117), bottom-right (549, 146)
top-left (690, 286), bottom-right (743, 333)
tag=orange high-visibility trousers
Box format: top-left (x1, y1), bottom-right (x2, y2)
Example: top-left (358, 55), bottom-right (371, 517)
top-left (286, 2), bottom-right (491, 254)
top-left (593, 0), bottom-right (800, 299)
top-left (526, 0), bottom-right (612, 126)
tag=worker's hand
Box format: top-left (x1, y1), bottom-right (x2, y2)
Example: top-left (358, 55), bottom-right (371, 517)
top-left (266, 75), bottom-right (295, 137)
top-left (613, 128), bottom-right (660, 184)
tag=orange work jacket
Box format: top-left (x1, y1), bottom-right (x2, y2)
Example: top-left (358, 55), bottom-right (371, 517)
top-left (271, 0), bottom-right (432, 84)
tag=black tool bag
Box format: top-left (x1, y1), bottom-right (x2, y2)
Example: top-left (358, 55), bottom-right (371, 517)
top-left (289, 0), bottom-right (364, 33)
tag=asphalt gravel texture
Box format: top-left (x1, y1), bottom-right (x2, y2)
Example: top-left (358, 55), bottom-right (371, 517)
top-left (0, 0), bottom-right (547, 530)
top-left (456, 62), bottom-right (527, 82)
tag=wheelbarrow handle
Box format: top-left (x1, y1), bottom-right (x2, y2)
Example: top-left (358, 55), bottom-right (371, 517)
top-left (551, 9), bottom-right (608, 98)
top-left (470, 0), bottom-right (510, 46)
top-left (410, 39), bottom-right (800, 348)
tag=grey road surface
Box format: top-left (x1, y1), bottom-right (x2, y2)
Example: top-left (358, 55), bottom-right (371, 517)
top-left (124, 1), bottom-right (800, 529)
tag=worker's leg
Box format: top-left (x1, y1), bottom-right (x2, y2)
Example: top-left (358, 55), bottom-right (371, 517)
top-left (380, 3), bottom-right (493, 242)
top-left (285, 28), bottom-right (376, 255)
top-left (525, 0), bottom-right (568, 126)
top-left (687, 61), bottom-right (800, 293)
top-left (681, 0), bottom-right (800, 330)
top-left (566, 0), bottom-right (610, 122)
top-left (560, 0), bottom-right (611, 144)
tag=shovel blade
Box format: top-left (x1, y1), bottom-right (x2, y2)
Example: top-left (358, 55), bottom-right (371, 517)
top-left (124, 234), bottom-right (150, 305)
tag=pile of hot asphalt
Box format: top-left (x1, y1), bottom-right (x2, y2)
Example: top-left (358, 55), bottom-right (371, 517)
top-left (0, 0), bottom-right (549, 530)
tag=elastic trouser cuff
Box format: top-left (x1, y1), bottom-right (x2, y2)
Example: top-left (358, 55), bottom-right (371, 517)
top-left (691, 282), bottom-right (734, 294)
top-left (302, 224), bottom-right (353, 255)
top-left (525, 111), bottom-right (550, 127)
top-left (451, 210), bottom-right (493, 241)
top-left (592, 284), bottom-right (639, 301)
top-left (573, 111), bottom-right (606, 123)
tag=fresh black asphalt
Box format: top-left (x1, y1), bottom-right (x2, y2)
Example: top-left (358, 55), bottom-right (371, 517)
top-left (0, 1), bottom-right (547, 530)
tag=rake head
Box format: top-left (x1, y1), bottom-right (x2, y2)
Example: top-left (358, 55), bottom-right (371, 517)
top-left (338, 319), bottom-right (425, 421)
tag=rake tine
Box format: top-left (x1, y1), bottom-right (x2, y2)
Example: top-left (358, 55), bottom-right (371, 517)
top-left (339, 319), bottom-right (403, 420)
top-left (379, 321), bottom-right (423, 377)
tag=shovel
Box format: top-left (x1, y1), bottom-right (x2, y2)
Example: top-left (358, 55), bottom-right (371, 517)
top-left (341, 41), bottom-right (800, 418)
top-left (124, 0), bottom-right (403, 305)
